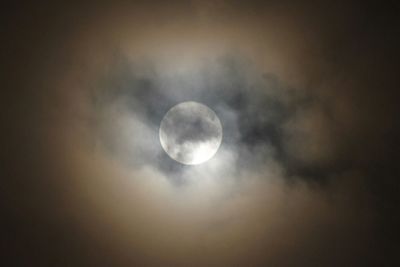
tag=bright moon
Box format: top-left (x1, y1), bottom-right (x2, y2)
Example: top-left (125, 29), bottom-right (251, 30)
top-left (159, 101), bottom-right (223, 165)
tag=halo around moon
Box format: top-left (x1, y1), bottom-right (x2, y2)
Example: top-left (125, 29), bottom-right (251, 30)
top-left (159, 101), bottom-right (223, 165)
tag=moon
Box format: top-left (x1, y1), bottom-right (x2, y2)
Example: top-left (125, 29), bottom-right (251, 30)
top-left (159, 101), bottom-right (223, 165)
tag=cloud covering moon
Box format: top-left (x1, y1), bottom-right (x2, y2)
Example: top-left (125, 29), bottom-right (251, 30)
top-left (159, 101), bottom-right (222, 165)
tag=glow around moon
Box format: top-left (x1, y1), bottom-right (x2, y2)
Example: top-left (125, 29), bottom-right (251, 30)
top-left (159, 101), bottom-right (223, 165)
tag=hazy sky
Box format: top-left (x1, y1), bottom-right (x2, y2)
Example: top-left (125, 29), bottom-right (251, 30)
top-left (2, 1), bottom-right (399, 266)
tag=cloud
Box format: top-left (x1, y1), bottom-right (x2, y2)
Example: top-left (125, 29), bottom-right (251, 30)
top-left (63, 49), bottom-right (373, 265)
top-left (2, 1), bottom-right (398, 265)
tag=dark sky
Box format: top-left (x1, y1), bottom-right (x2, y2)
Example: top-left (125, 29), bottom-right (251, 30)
top-left (1, 1), bottom-right (400, 266)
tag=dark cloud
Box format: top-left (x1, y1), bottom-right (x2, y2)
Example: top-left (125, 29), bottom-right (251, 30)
top-left (92, 53), bottom-right (350, 182)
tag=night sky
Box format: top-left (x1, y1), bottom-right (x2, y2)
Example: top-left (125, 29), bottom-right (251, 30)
top-left (2, 1), bottom-right (400, 266)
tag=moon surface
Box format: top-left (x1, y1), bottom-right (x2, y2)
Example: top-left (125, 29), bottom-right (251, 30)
top-left (159, 101), bottom-right (223, 165)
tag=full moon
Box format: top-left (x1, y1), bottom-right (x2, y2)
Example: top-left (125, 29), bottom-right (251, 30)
top-left (159, 101), bottom-right (223, 165)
